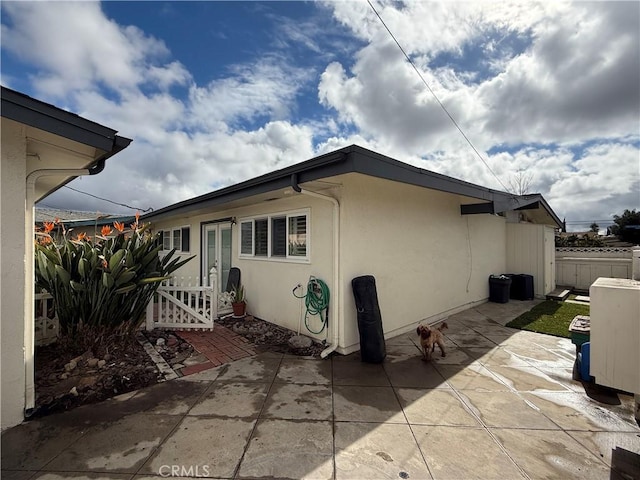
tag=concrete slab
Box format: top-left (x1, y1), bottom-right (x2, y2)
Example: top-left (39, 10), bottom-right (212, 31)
top-left (428, 347), bottom-right (481, 366)
top-left (274, 358), bottom-right (332, 385)
top-left (238, 419), bottom-right (333, 479)
top-left (262, 383), bottom-right (332, 421)
top-left (43, 413), bottom-right (181, 474)
top-left (412, 425), bottom-right (525, 479)
top-left (501, 344), bottom-right (575, 368)
top-left (188, 381), bottom-right (269, 418)
top-left (567, 431), bottom-right (640, 478)
top-left (385, 333), bottom-right (416, 346)
top-left (472, 347), bottom-right (532, 367)
top-left (457, 391), bottom-right (560, 429)
top-left (333, 386), bottom-right (406, 423)
top-left (334, 422), bottom-right (431, 480)
top-left (445, 333), bottom-right (499, 349)
top-left (0, 471), bottom-right (37, 480)
top-left (383, 357), bottom-right (449, 389)
top-left (32, 473), bottom-right (132, 479)
top-left (126, 379), bottom-right (209, 415)
top-left (332, 360), bottom-right (390, 387)
top-left (491, 428), bottom-right (611, 479)
top-left (384, 344), bottom-right (422, 362)
top-left (487, 365), bottom-right (573, 392)
top-left (208, 355), bottom-right (280, 383)
top-left (141, 416), bottom-right (255, 478)
top-left (1, 418), bottom-right (86, 470)
top-left (434, 364), bottom-right (509, 392)
top-left (523, 391), bottom-right (640, 432)
top-left (396, 388), bottom-right (481, 426)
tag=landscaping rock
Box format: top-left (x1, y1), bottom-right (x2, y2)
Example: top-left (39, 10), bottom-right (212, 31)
top-left (69, 387), bottom-right (78, 397)
top-left (87, 358), bottom-right (99, 368)
top-left (156, 338), bottom-right (166, 347)
top-left (59, 373), bottom-right (68, 380)
top-left (288, 335), bottom-right (313, 349)
top-left (64, 360), bottom-right (77, 372)
top-left (97, 360), bottom-right (106, 368)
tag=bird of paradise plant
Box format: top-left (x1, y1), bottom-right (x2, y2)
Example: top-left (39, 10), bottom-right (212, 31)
top-left (34, 216), bottom-right (193, 354)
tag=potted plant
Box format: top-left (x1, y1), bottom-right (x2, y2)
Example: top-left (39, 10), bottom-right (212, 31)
top-left (231, 284), bottom-right (246, 317)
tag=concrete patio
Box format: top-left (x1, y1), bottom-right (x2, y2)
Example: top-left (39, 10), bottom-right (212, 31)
top-left (2, 300), bottom-right (639, 479)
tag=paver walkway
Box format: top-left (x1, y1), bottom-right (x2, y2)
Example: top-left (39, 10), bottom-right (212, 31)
top-left (178, 326), bottom-right (257, 375)
top-left (2, 301), bottom-right (639, 479)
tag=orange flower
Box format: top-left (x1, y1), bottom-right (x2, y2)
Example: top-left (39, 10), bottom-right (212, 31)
top-left (101, 259), bottom-right (108, 269)
top-left (135, 211), bottom-right (140, 223)
top-left (39, 236), bottom-right (52, 245)
top-left (75, 232), bottom-right (87, 241)
top-left (101, 225), bottom-right (112, 236)
top-left (113, 221), bottom-right (125, 232)
top-left (43, 221), bottom-right (55, 233)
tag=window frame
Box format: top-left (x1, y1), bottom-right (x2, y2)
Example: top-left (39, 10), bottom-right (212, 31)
top-left (160, 226), bottom-right (191, 253)
top-left (238, 209), bottom-right (310, 262)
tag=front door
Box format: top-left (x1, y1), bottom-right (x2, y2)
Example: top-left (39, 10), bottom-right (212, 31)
top-left (202, 222), bottom-right (232, 291)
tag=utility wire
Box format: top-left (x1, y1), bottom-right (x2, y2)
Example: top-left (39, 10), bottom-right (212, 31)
top-left (366, 0), bottom-right (511, 193)
top-left (63, 185), bottom-right (153, 213)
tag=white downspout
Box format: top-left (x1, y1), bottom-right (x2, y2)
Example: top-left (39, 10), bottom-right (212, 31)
top-left (24, 167), bottom-right (91, 416)
top-left (297, 188), bottom-right (340, 358)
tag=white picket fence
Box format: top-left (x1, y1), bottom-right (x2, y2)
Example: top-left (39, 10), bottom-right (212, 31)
top-left (35, 292), bottom-right (59, 346)
top-left (145, 267), bottom-right (233, 331)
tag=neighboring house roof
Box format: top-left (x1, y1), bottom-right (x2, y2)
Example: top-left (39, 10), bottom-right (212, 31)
top-left (143, 145), bottom-right (562, 228)
top-left (34, 208), bottom-right (133, 227)
top-left (1, 85), bottom-right (132, 199)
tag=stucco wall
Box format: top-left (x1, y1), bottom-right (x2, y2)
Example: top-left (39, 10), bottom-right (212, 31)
top-left (150, 194), bottom-right (335, 339)
top-left (338, 174), bottom-right (507, 352)
top-left (1, 120), bottom-right (27, 429)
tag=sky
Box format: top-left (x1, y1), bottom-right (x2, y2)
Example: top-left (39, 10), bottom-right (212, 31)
top-left (2, 1), bottom-right (639, 231)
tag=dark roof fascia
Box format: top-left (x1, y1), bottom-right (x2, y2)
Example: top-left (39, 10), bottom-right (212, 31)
top-left (142, 144), bottom-right (562, 227)
top-left (1, 86), bottom-right (132, 155)
top-left (142, 149), bottom-right (352, 222)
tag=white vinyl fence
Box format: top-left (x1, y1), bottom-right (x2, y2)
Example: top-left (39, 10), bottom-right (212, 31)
top-left (35, 292), bottom-right (59, 346)
top-left (555, 247), bottom-right (634, 290)
top-left (145, 267), bottom-right (233, 331)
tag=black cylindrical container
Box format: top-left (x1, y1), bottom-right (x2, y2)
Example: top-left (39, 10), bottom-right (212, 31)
top-left (351, 275), bottom-right (386, 363)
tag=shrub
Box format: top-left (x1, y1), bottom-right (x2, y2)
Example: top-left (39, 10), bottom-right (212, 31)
top-left (35, 217), bottom-right (192, 351)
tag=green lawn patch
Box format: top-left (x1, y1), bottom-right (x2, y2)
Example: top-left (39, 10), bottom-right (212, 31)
top-left (506, 300), bottom-right (590, 338)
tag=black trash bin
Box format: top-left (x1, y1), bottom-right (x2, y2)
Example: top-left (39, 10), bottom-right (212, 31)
top-left (489, 275), bottom-right (512, 303)
top-left (352, 275), bottom-right (386, 363)
top-left (506, 274), bottom-right (534, 300)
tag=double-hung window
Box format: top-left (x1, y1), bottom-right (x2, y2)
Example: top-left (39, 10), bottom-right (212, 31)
top-left (160, 226), bottom-right (190, 252)
top-left (239, 210), bottom-right (308, 261)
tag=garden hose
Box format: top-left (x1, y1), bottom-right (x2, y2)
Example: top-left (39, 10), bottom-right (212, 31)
top-left (292, 276), bottom-right (330, 335)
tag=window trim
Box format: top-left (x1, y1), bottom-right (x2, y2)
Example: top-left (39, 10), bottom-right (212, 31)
top-left (238, 209), bottom-right (310, 262)
top-left (161, 225), bottom-right (191, 253)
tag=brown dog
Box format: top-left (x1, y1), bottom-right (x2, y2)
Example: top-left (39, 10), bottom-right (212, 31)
top-left (416, 322), bottom-right (448, 361)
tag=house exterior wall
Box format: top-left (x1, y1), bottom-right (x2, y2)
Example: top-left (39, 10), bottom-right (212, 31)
top-left (150, 194), bottom-right (335, 340)
top-left (1, 120), bottom-right (28, 430)
top-left (337, 174), bottom-right (507, 352)
top-left (506, 223), bottom-right (556, 297)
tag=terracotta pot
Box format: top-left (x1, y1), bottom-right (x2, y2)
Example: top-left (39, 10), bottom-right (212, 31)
top-left (232, 302), bottom-right (246, 317)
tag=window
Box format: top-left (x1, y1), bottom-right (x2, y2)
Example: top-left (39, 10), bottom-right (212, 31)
top-left (254, 219), bottom-right (268, 256)
top-left (271, 217), bottom-right (286, 257)
top-left (161, 226), bottom-right (190, 252)
top-left (239, 210), bottom-right (309, 261)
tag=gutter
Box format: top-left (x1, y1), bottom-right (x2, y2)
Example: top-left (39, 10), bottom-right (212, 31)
top-left (291, 175), bottom-right (341, 358)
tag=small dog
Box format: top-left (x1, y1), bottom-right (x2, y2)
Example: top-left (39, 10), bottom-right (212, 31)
top-left (416, 322), bottom-right (448, 361)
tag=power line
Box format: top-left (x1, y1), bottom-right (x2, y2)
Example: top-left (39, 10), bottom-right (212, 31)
top-left (63, 185), bottom-right (153, 213)
top-left (366, 0), bottom-right (511, 193)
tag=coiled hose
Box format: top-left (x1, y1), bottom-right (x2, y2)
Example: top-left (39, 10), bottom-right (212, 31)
top-left (292, 276), bottom-right (330, 334)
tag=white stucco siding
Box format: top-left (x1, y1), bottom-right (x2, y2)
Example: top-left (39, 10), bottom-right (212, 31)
top-left (338, 174), bottom-right (506, 352)
top-left (150, 194), bottom-right (335, 339)
top-left (1, 120), bottom-right (28, 429)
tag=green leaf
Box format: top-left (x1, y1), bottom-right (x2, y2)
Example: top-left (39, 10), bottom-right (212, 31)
top-left (54, 265), bottom-right (71, 285)
top-left (70, 281), bottom-right (86, 292)
top-left (114, 283), bottom-right (137, 294)
top-left (115, 270), bottom-right (136, 287)
top-left (109, 249), bottom-right (126, 271)
top-left (102, 272), bottom-right (115, 289)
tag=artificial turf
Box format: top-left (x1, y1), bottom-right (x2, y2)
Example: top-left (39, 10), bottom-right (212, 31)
top-left (506, 300), bottom-right (590, 338)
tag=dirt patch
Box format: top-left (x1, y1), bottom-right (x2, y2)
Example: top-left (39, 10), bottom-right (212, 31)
top-left (33, 330), bottom-right (193, 418)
